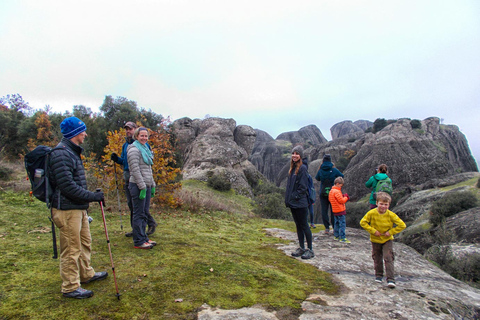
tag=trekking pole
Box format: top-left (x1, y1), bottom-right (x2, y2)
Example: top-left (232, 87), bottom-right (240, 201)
top-left (97, 188), bottom-right (121, 300)
top-left (113, 163), bottom-right (123, 230)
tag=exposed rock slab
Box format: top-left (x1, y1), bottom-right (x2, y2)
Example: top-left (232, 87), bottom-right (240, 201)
top-left (198, 228), bottom-right (480, 319)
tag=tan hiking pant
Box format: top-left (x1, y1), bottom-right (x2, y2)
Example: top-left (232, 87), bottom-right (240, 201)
top-left (52, 209), bottom-right (96, 293)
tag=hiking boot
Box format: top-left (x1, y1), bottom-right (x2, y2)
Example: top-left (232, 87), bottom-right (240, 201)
top-left (63, 287), bottom-right (93, 299)
top-left (375, 277), bottom-right (383, 283)
top-left (147, 223), bottom-right (157, 235)
top-left (301, 249), bottom-right (315, 260)
top-left (134, 242), bottom-right (153, 249)
top-left (387, 280), bottom-right (396, 288)
top-left (339, 238), bottom-right (351, 244)
top-left (291, 248), bottom-right (305, 257)
top-left (148, 239), bottom-right (157, 246)
top-left (125, 232), bottom-right (133, 237)
top-left (81, 271), bottom-right (108, 284)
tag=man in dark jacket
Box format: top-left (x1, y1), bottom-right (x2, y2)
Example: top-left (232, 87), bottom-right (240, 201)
top-left (315, 154), bottom-right (344, 234)
top-left (111, 121), bottom-right (157, 237)
top-left (50, 117), bottom-right (107, 299)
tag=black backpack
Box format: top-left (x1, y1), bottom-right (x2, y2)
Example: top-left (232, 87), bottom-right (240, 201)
top-left (24, 145), bottom-right (62, 258)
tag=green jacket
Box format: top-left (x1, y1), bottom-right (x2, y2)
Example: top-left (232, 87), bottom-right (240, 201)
top-left (365, 173), bottom-right (391, 205)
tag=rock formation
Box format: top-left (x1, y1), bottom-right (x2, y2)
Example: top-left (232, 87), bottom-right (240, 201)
top-left (172, 117), bottom-right (261, 197)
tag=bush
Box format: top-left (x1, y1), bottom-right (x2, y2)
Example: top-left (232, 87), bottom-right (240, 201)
top-left (253, 180), bottom-right (291, 220)
top-left (429, 191), bottom-right (478, 226)
top-left (410, 119), bottom-right (422, 129)
top-left (0, 166), bottom-right (13, 180)
top-left (425, 245), bottom-right (480, 288)
top-left (207, 173), bottom-right (231, 192)
top-left (372, 118), bottom-right (388, 133)
top-left (345, 201), bottom-right (370, 229)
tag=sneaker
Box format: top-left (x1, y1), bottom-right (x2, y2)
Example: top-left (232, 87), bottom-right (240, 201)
top-left (301, 249), bottom-right (315, 260)
top-left (81, 271), bottom-right (108, 284)
top-left (375, 277), bottom-right (383, 283)
top-left (125, 232), bottom-right (133, 237)
top-left (291, 248), bottom-right (305, 257)
top-left (310, 223), bottom-right (316, 228)
top-left (324, 230), bottom-right (330, 235)
top-left (148, 239), bottom-right (157, 246)
top-left (147, 223), bottom-right (157, 235)
top-left (134, 242), bottom-right (153, 249)
top-left (339, 238), bottom-right (351, 244)
top-left (63, 287), bottom-right (93, 299)
top-left (387, 280), bottom-right (396, 288)
top-left (333, 237), bottom-right (339, 241)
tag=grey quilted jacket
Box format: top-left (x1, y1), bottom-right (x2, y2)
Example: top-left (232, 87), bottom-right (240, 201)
top-left (127, 144), bottom-right (155, 190)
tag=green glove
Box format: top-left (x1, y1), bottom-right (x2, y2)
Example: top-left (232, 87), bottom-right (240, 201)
top-left (139, 189), bottom-right (146, 200)
top-left (151, 187), bottom-right (156, 197)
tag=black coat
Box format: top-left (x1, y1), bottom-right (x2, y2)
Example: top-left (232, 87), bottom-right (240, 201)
top-left (285, 163), bottom-right (309, 209)
top-left (49, 138), bottom-right (99, 210)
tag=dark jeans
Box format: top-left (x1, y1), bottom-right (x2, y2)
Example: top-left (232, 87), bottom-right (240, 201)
top-left (333, 214), bottom-right (346, 239)
top-left (290, 207), bottom-right (313, 250)
top-left (308, 203), bottom-right (314, 225)
top-left (319, 195), bottom-right (334, 230)
top-left (129, 183), bottom-right (151, 246)
top-left (372, 240), bottom-right (395, 281)
top-left (124, 171), bottom-right (156, 230)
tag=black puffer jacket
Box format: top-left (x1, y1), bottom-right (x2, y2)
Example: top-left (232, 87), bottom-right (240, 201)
top-left (285, 163), bottom-right (309, 209)
top-left (49, 138), bottom-right (100, 210)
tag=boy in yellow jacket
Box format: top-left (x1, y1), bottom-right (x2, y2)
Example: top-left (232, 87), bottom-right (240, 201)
top-left (360, 192), bottom-right (406, 288)
top-left (328, 177), bottom-right (350, 243)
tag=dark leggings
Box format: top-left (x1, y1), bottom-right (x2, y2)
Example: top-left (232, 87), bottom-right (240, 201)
top-left (290, 207), bottom-right (313, 250)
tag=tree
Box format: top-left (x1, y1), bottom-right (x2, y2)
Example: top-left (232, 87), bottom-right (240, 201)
top-left (372, 118), bottom-right (388, 133)
top-left (0, 94), bottom-right (31, 158)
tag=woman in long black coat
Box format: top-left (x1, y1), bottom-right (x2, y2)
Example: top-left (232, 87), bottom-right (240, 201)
top-left (285, 145), bottom-right (314, 260)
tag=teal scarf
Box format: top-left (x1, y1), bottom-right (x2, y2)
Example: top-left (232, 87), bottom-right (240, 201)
top-left (133, 140), bottom-right (153, 165)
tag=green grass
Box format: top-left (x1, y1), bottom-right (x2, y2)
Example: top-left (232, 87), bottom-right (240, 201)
top-left (0, 189), bottom-right (337, 319)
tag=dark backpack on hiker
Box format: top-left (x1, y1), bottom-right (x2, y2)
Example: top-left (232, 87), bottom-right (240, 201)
top-left (320, 173), bottom-right (333, 197)
top-left (307, 174), bottom-right (316, 205)
top-left (24, 145), bottom-right (62, 259)
top-left (373, 177), bottom-right (393, 200)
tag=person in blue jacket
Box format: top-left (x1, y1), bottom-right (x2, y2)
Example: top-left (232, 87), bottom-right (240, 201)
top-left (315, 154), bottom-right (344, 235)
top-left (365, 164), bottom-right (391, 209)
top-left (285, 146), bottom-right (314, 260)
top-left (111, 121), bottom-right (157, 237)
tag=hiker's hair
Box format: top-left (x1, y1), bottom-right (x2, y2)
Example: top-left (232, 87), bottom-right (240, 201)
top-left (376, 192), bottom-right (391, 203)
top-left (378, 164), bottom-right (388, 173)
top-left (289, 157), bottom-right (303, 175)
top-left (334, 177), bottom-right (344, 185)
top-left (134, 127), bottom-right (149, 140)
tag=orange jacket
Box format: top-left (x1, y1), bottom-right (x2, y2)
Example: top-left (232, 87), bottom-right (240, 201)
top-left (328, 185), bottom-right (348, 214)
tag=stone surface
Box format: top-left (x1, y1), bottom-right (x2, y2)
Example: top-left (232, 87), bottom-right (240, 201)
top-left (198, 228), bottom-right (480, 319)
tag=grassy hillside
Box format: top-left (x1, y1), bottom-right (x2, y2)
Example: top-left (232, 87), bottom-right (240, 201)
top-left (0, 162), bottom-right (337, 319)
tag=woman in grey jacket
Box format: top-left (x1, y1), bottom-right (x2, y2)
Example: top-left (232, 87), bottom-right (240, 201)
top-left (127, 127), bottom-right (157, 249)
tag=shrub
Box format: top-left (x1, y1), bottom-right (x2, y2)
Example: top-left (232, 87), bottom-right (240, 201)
top-left (0, 166), bottom-right (13, 180)
top-left (429, 191), bottom-right (478, 226)
top-left (253, 180), bottom-right (291, 220)
top-left (372, 118), bottom-right (388, 133)
top-left (410, 119), bottom-right (422, 129)
top-left (345, 201), bottom-right (370, 229)
top-left (207, 173), bottom-right (231, 192)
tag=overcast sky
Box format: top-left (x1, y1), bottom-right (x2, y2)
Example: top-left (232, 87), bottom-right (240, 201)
top-left (1, 1), bottom-right (479, 163)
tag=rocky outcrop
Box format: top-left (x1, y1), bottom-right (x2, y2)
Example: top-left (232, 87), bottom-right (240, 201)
top-left (172, 117), bottom-right (261, 196)
top-left (330, 120), bottom-right (365, 140)
top-left (276, 124), bottom-right (327, 147)
top-left (198, 227), bottom-right (480, 319)
top-left (353, 119), bottom-right (373, 131)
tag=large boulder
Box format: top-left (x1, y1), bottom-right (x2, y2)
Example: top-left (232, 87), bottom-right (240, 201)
top-left (330, 120), bottom-right (365, 140)
top-left (172, 117), bottom-right (261, 197)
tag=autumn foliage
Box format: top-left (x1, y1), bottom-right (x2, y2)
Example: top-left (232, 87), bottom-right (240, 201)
top-left (85, 119), bottom-right (182, 208)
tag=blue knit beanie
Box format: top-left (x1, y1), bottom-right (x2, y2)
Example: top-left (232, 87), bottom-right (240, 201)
top-left (61, 117), bottom-right (87, 139)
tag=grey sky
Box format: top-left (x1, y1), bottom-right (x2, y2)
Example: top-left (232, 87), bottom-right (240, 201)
top-left (1, 1), bottom-right (479, 163)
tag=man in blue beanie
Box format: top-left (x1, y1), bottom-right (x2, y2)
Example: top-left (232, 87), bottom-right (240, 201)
top-left (49, 117), bottom-right (107, 299)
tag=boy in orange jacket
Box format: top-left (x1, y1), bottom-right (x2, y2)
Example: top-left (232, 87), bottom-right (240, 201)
top-left (328, 177), bottom-right (350, 243)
